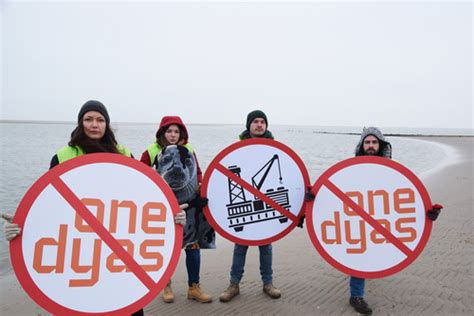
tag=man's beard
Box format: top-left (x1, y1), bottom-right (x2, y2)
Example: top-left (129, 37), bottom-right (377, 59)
top-left (364, 149), bottom-right (378, 156)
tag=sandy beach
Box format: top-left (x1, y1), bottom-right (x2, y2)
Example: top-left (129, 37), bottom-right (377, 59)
top-left (1, 136), bottom-right (472, 315)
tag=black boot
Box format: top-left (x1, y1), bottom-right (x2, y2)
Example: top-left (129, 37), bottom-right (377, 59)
top-left (349, 297), bottom-right (372, 314)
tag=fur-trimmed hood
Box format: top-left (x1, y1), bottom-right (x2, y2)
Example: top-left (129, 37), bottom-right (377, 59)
top-left (355, 127), bottom-right (392, 158)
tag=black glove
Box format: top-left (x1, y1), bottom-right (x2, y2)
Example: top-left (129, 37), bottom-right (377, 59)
top-left (188, 195), bottom-right (209, 209)
top-left (427, 203), bottom-right (443, 221)
top-left (297, 215), bottom-right (305, 228)
top-left (305, 186), bottom-right (315, 202)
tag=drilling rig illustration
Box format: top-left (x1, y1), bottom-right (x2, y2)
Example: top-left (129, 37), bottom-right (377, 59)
top-left (225, 154), bottom-right (291, 232)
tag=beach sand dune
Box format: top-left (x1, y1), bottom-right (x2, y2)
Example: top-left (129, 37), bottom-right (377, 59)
top-left (1, 137), bottom-right (472, 315)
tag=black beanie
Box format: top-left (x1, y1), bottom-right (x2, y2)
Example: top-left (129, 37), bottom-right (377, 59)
top-left (246, 110), bottom-right (268, 130)
top-left (77, 100), bottom-right (110, 124)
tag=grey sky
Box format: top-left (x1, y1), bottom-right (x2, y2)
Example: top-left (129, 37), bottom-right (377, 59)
top-left (1, 1), bottom-right (472, 128)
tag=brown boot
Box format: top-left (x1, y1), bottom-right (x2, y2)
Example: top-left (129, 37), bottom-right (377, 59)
top-left (263, 283), bottom-right (281, 299)
top-left (219, 282), bottom-right (240, 302)
top-left (162, 280), bottom-right (174, 303)
top-left (187, 283), bottom-right (212, 303)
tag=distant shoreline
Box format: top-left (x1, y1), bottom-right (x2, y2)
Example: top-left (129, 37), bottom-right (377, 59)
top-left (310, 131), bottom-right (474, 138)
top-left (1, 120), bottom-right (472, 137)
top-left (0, 120), bottom-right (236, 127)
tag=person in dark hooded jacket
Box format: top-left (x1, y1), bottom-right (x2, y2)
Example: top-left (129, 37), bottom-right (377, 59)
top-left (354, 127), bottom-right (392, 159)
top-left (348, 127), bottom-right (443, 315)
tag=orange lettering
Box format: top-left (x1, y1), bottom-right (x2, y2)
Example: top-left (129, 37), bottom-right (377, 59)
top-left (370, 219), bottom-right (391, 244)
top-left (321, 211), bottom-right (341, 244)
top-left (33, 224), bottom-right (67, 273)
top-left (344, 220), bottom-right (367, 254)
top-left (33, 199), bottom-right (172, 287)
top-left (75, 198), bottom-right (105, 232)
top-left (394, 188), bottom-right (416, 214)
top-left (368, 190), bottom-right (390, 215)
top-left (343, 192), bottom-right (364, 216)
top-left (142, 202), bottom-right (167, 234)
top-left (140, 239), bottom-right (164, 271)
top-left (395, 217), bottom-right (417, 242)
top-left (69, 239), bottom-right (102, 287)
top-left (106, 239), bottom-right (135, 272)
top-left (109, 200), bottom-right (137, 234)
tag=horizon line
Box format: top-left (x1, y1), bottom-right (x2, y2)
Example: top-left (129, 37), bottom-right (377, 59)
top-left (1, 119), bottom-right (472, 134)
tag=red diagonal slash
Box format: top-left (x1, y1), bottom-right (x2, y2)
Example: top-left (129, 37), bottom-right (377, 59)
top-left (51, 176), bottom-right (157, 290)
top-left (322, 177), bottom-right (414, 257)
top-left (215, 163), bottom-right (299, 222)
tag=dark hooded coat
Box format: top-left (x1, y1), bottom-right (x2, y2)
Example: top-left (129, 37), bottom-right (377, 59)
top-left (354, 127), bottom-right (392, 158)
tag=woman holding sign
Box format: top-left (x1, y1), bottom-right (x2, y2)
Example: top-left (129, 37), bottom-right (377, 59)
top-left (140, 115), bottom-right (214, 304)
top-left (4, 101), bottom-right (136, 235)
top-left (3, 100), bottom-right (187, 316)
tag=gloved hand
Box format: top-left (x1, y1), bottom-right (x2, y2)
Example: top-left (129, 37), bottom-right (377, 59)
top-left (297, 215), bottom-right (306, 228)
top-left (305, 186), bottom-right (315, 202)
top-left (188, 195), bottom-right (209, 209)
top-left (174, 203), bottom-right (188, 226)
top-left (427, 203), bottom-right (443, 221)
top-left (2, 213), bottom-right (21, 241)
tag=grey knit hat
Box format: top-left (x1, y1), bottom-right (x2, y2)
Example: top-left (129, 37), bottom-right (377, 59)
top-left (77, 100), bottom-right (110, 124)
top-left (246, 110), bottom-right (268, 131)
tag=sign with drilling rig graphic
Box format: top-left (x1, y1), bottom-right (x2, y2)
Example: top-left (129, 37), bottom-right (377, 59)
top-left (202, 139), bottom-right (310, 246)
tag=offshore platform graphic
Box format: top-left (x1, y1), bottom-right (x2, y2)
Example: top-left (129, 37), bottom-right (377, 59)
top-left (226, 154), bottom-right (291, 232)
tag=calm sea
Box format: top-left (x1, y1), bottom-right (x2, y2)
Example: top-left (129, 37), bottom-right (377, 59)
top-left (0, 122), bottom-right (470, 274)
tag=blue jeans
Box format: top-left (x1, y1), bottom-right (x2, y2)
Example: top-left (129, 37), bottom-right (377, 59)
top-left (350, 276), bottom-right (365, 297)
top-left (185, 249), bottom-right (200, 286)
top-left (230, 244), bottom-right (273, 285)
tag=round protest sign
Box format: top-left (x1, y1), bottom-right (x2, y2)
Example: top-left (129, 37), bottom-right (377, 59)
top-left (10, 153), bottom-right (182, 315)
top-left (307, 156), bottom-right (432, 278)
top-left (202, 138), bottom-right (310, 246)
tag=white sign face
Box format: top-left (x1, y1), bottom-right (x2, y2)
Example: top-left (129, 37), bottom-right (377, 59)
top-left (11, 154), bottom-right (182, 315)
top-left (307, 156), bottom-right (433, 278)
top-left (202, 138), bottom-right (310, 246)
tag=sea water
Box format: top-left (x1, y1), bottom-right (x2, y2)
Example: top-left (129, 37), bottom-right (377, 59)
top-left (0, 122), bottom-right (468, 275)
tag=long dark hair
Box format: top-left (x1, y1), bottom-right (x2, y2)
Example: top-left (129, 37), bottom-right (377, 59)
top-left (157, 124), bottom-right (188, 148)
top-left (69, 124), bottom-right (120, 154)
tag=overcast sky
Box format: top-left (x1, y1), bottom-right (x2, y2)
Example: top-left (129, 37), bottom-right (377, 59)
top-left (1, 1), bottom-right (472, 128)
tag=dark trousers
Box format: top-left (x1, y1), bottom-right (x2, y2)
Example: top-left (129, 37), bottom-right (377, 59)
top-left (186, 248), bottom-right (201, 286)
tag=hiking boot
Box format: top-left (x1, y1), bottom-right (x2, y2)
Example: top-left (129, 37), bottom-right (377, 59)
top-left (349, 297), bottom-right (373, 314)
top-left (162, 280), bottom-right (174, 303)
top-left (219, 283), bottom-right (240, 302)
top-left (187, 283), bottom-right (212, 303)
top-left (263, 283), bottom-right (281, 299)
